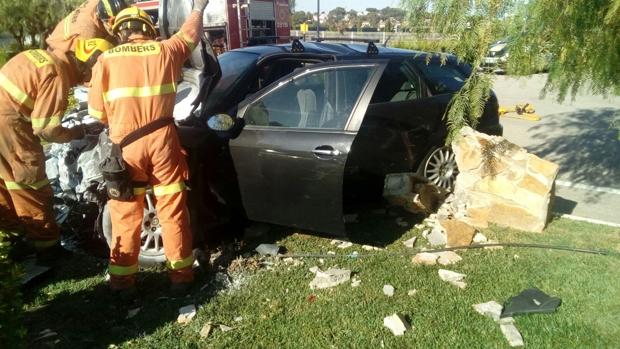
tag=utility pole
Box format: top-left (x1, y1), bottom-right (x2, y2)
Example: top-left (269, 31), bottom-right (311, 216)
top-left (316, 0), bottom-right (320, 41)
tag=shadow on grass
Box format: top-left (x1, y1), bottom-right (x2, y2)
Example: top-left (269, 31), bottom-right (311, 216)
top-left (23, 254), bottom-right (216, 349)
top-left (526, 108), bottom-right (620, 202)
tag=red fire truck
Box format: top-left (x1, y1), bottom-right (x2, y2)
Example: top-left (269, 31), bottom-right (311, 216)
top-left (135, 0), bottom-right (291, 54)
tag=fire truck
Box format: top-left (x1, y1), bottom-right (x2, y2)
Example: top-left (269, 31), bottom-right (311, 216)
top-left (135, 0), bottom-right (291, 54)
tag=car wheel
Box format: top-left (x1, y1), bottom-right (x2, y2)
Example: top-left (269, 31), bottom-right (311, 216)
top-left (418, 146), bottom-right (459, 191)
top-left (102, 191), bottom-right (166, 266)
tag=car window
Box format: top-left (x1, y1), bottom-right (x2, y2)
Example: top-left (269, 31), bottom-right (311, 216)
top-left (202, 51), bottom-right (258, 112)
top-left (414, 59), bottom-right (468, 95)
top-left (244, 66), bottom-right (373, 129)
top-left (370, 59), bottom-right (421, 103)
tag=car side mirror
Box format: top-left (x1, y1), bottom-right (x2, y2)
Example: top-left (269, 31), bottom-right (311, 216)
top-left (207, 113), bottom-right (235, 131)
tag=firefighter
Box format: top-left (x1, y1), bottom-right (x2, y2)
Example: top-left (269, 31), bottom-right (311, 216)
top-left (0, 39), bottom-right (114, 263)
top-left (46, 0), bottom-right (129, 53)
top-left (88, 1), bottom-right (210, 295)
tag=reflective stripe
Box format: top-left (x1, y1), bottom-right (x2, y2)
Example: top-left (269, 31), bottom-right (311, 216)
top-left (34, 239), bottom-right (58, 250)
top-left (153, 181), bottom-right (186, 196)
top-left (109, 263), bottom-right (139, 276)
top-left (104, 83), bottom-right (176, 102)
top-left (24, 50), bottom-right (54, 68)
top-left (0, 73), bottom-right (35, 110)
top-left (31, 115), bottom-right (62, 129)
top-left (166, 254), bottom-right (194, 270)
top-left (88, 106), bottom-right (106, 121)
top-left (63, 14), bottom-right (72, 39)
top-left (175, 31), bottom-right (197, 51)
top-left (133, 187), bottom-right (147, 195)
top-left (5, 178), bottom-right (50, 191)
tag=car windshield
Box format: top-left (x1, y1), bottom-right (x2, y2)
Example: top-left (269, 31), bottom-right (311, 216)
top-left (203, 51), bottom-right (259, 112)
top-left (414, 59), bottom-right (469, 95)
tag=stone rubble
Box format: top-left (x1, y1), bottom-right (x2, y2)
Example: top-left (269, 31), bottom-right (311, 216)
top-left (473, 232), bottom-right (488, 243)
top-left (440, 219), bottom-right (477, 247)
top-left (473, 301), bottom-right (503, 322)
top-left (407, 289), bottom-right (418, 296)
top-left (383, 314), bottom-right (412, 336)
top-left (438, 269), bottom-right (467, 289)
top-left (383, 284), bottom-right (395, 297)
top-left (199, 323), bottom-right (213, 338)
top-left (473, 301), bottom-right (525, 347)
top-left (309, 267), bottom-right (351, 289)
top-left (255, 244), bottom-right (280, 256)
top-left (177, 305), bottom-right (197, 325)
top-left (434, 251), bottom-right (463, 265)
top-left (402, 237), bottom-right (417, 248)
top-left (412, 252), bottom-right (439, 266)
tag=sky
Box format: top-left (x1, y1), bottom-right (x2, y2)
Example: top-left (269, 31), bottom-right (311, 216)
top-left (295, 0), bottom-right (400, 13)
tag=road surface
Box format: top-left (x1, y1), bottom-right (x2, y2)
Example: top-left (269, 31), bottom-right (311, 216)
top-left (492, 74), bottom-right (620, 226)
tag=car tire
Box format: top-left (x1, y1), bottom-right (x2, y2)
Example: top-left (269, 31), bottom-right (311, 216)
top-left (101, 192), bottom-right (167, 266)
top-left (417, 146), bottom-right (459, 191)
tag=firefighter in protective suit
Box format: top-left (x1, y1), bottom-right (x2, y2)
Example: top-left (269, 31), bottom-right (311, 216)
top-left (88, 1), bottom-right (210, 295)
top-left (0, 39), bottom-right (115, 262)
top-left (46, 0), bottom-right (129, 53)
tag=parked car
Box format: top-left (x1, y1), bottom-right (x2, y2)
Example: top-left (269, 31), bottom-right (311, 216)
top-left (482, 39), bottom-right (509, 74)
top-left (68, 1), bottom-right (503, 264)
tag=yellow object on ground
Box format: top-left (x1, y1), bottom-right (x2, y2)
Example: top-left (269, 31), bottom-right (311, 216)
top-left (499, 103), bottom-right (541, 121)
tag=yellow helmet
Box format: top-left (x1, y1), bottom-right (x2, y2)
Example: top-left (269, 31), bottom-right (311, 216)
top-left (112, 6), bottom-right (157, 37)
top-left (75, 38), bottom-right (115, 64)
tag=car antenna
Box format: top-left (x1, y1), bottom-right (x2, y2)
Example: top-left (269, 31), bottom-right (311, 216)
top-left (367, 41), bottom-right (379, 55)
top-left (291, 39), bottom-right (305, 53)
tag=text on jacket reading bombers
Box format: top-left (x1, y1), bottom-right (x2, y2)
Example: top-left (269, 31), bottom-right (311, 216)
top-left (108, 44), bottom-right (159, 54)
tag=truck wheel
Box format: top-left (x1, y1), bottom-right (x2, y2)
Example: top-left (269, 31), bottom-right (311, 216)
top-left (102, 191), bottom-right (167, 266)
top-left (418, 146), bottom-right (459, 191)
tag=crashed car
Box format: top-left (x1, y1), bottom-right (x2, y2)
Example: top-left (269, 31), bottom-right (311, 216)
top-left (49, 0), bottom-right (502, 264)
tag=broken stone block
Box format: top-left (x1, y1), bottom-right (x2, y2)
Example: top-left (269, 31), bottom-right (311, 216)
top-left (427, 225), bottom-right (447, 246)
top-left (452, 127), bottom-right (558, 232)
top-left (412, 252), bottom-right (439, 266)
top-left (199, 323), bottom-right (213, 338)
top-left (407, 289), bottom-right (418, 296)
top-left (383, 314), bottom-right (411, 336)
top-left (362, 245), bottom-right (381, 251)
top-left (220, 324), bottom-right (234, 332)
top-left (435, 251), bottom-right (462, 265)
top-left (309, 268), bottom-right (351, 289)
top-left (383, 284), bottom-right (395, 297)
top-left (438, 269), bottom-right (467, 289)
top-left (440, 219), bottom-right (476, 247)
top-left (402, 237), bottom-right (417, 248)
top-left (473, 301), bottom-right (503, 322)
top-left (177, 305), bottom-right (197, 324)
top-left (499, 317), bottom-right (524, 347)
top-left (255, 244), bottom-right (280, 256)
top-left (473, 232), bottom-right (488, 243)
top-left (331, 239), bottom-right (353, 249)
top-left (351, 276), bottom-right (361, 287)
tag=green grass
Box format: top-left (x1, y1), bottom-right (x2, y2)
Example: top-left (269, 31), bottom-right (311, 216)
top-left (22, 212), bottom-right (620, 348)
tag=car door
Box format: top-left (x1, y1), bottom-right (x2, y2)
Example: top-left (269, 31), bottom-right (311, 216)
top-left (159, 0), bottom-right (221, 119)
top-left (230, 61), bottom-right (386, 235)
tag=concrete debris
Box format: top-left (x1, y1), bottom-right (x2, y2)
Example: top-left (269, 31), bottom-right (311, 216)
top-left (327, 251), bottom-right (336, 255)
top-left (199, 323), bottom-right (213, 338)
top-left (435, 251), bottom-right (463, 265)
top-left (177, 304), bottom-right (197, 324)
top-left (318, 258), bottom-right (325, 264)
top-left (351, 276), bottom-right (361, 287)
top-left (402, 237), bottom-right (417, 248)
top-left (309, 266), bottom-right (320, 274)
top-left (126, 307), bottom-right (141, 319)
top-left (407, 289), bottom-right (418, 296)
top-left (383, 284), bottom-right (395, 297)
top-left (438, 269), bottom-right (467, 289)
top-left (412, 252), bottom-right (439, 266)
top-left (234, 317), bottom-right (243, 322)
top-left (473, 301), bottom-right (503, 322)
top-left (331, 239), bottom-right (353, 249)
top-left (427, 226), bottom-right (447, 246)
top-left (421, 229), bottom-right (430, 238)
top-left (383, 313), bottom-right (412, 336)
top-left (309, 267), bottom-right (351, 289)
top-left (220, 324), bottom-right (234, 332)
top-left (414, 224), bottom-right (425, 230)
top-left (255, 244), bottom-right (280, 256)
top-left (452, 126), bottom-right (558, 232)
top-left (343, 214), bottom-right (359, 223)
top-left (362, 245), bottom-right (381, 251)
top-left (441, 219), bottom-right (477, 247)
top-left (473, 232), bottom-right (488, 243)
top-left (499, 318), bottom-right (525, 347)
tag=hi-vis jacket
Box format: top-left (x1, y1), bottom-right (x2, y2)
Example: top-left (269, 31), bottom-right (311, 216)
top-left (0, 49), bottom-right (81, 143)
top-left (46, 0), bottom-right (116, 53)
top-left (88, 11), bottom-right (202, 144)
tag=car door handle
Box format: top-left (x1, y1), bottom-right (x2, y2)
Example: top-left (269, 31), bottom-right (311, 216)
top-left (312, 146), bottom-right (340, 157)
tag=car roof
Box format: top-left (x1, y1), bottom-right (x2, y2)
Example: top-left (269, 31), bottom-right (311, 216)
top-left (231, 41), bottom-right (460, 64)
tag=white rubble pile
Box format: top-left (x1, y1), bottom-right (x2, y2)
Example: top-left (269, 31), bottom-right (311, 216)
top-left (473, 301), bottom-right (524, 347)
top-left (438, 269), bottom-right (467, 289)
top-left (383, 284), bottom-right (395, 297)
top-left (383, 314), bottom-right (412, 336)
top-left (177, 304), bottom-right (197, 324)
top-left (309, 267), bottom-right (351, 289)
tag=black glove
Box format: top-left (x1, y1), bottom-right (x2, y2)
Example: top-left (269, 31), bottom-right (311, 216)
top-left (192, 0), bottom-right (209, 12)
top-left (84, 122), bottom-right (105, 135)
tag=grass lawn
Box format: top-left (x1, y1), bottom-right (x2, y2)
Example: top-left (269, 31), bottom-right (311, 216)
top-left (22, 211), bottom-right (620, 348)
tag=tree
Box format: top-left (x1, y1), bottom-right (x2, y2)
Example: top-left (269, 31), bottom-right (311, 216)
top-left (401, 0), bottom-right (620, 141)
top-left (0, 0), bottom-right (80, 51)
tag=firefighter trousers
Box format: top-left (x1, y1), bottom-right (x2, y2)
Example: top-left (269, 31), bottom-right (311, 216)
top-left (0, 113), bottom-right (59, 249)
top-left (108, 124), bottom-right (193, 290)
